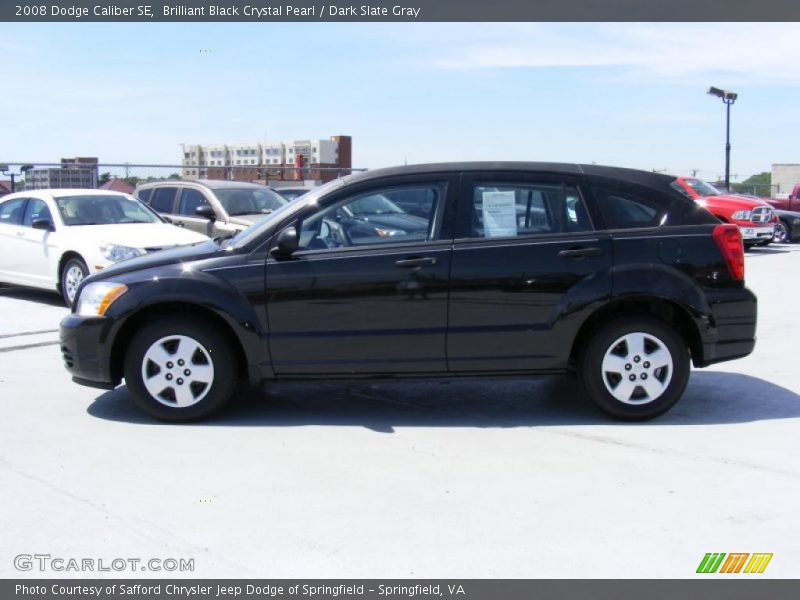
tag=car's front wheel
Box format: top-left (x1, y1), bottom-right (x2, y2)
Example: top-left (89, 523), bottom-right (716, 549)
top-left (123, 318), bottom-right (239, 421)
top-left (773, 221), bottom-right (789, 244)
top-left (579, 317), bottom-right (690, 420)
top-left (61, 257), bottom-right (88, 306)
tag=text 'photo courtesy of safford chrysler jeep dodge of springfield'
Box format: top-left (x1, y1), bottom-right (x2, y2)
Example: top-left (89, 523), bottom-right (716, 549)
top-left (59, 163), bottom-right (757, 422)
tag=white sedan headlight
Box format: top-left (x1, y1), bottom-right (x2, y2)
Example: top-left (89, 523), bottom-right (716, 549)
top-left (76, 282), bottom-right (128, 317)
top-left (100, 242), bottom-right (145, 262)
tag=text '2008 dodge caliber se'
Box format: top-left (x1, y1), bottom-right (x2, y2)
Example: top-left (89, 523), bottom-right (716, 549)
top-left (60, 163), bottom-right (757, 422)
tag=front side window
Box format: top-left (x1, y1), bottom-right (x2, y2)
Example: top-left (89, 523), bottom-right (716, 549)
top-left (0, 198), bottom-right (27, 226)
top-left (297, 183), bottom-right (444, 251)
top-left (470, 182), bottom-right (591, 238)
top-left (591, 186), bottom-right (665, 230)
top-left (22, 199), bottom-right (53, 227)
top-left (178, 189), bottom-right (210, 217)
top-left (55, 195), bottom-right (161, 226)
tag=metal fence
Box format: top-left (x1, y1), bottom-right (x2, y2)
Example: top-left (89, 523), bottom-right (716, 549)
top-left (0, 162), bottom-right (367, 194)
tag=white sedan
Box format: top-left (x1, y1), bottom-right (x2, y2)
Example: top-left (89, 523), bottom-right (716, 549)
top-left (0, 189), bottom-right (209, 305)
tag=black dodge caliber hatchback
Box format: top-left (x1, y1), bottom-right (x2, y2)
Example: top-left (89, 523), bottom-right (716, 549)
top-left (60, 163), bottom-right (756, 421)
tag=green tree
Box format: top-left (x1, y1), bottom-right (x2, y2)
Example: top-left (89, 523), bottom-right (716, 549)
top-left (732, 172), bottom-right (771, 196)
top-left (98, 172), bottom-right (112, 186)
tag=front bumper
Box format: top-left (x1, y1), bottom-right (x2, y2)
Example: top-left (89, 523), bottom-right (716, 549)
top-left (60, 314), bottom-right (118, 389)
top-left (737, 224), bottom-right (774, 242)
top-left (699, 286), bottom-right (757, 367)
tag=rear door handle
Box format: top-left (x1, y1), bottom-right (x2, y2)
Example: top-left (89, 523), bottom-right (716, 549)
top-left (558, 247), bottom-right (603, 259)
top-left (395, 257), bottom-right (437, 268)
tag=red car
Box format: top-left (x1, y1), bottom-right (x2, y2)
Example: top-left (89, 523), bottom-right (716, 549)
top-left (672, 177), bottom-right (775, 245)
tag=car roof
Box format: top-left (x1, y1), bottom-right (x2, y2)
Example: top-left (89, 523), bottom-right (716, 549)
top-left (137, 179), bottom-right (267, 190)
top-left (1, 189), bottom-right (131, 201)
top-left (341, 162), bottom-right (677, 188)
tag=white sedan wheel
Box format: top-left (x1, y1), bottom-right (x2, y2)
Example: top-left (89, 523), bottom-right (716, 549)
top-left (64, 264), bottom-right (85, 303)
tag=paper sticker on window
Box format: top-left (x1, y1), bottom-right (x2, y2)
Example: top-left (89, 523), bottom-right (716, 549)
top-left (482, 191), bottom-right (517, 237)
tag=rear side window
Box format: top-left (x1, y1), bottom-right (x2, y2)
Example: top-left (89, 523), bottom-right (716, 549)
top-left (149, 187), bottom-right (177, 213)
top-left (591, 186), bottom-right (665, 230)
top-left (178, 189), bottom-right (210, 216)
top-left (137, 188), bottom-right (153, 204)
top-left (0, 198), bottom-right (27, 225)
top-left (471, 182), bottom-right (591, 238)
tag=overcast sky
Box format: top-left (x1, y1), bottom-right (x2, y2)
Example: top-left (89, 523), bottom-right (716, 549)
top-left (2, 22), bottom-right (799, 181)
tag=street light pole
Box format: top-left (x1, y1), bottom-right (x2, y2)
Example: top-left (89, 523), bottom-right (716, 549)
top-left (708, 86), bottom-right (738, 192)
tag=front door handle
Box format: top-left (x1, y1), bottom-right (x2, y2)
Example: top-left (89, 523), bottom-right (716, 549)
top-left (395, 257), bottom-right (437, 269)
top-left (174, 221), bottom-right (185, 227)
top-left (558, 247), bottom-right (602, 259)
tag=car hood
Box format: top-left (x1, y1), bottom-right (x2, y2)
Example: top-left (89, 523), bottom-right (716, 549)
top-left (89, 239), bottom-right (223, 280)
top-left (69, 223), bottom-right (209, 248)
top-left (698, 194), bottom-right (771, 210)
top-left (228, 214), bottom-right (272, 226)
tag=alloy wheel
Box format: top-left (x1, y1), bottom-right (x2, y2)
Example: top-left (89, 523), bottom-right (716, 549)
top-left (140, 335), bottom-right (215, 407)
top-left (601, 332), bottom-right (673, 405)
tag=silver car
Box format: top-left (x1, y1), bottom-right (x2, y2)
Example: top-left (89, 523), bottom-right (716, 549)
top-left (136, 179), bottom-right (288, 238)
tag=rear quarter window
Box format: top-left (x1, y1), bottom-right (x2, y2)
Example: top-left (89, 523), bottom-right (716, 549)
top-left (590, 185), bottom-right (667, 230)
top-left (137, 188), bottom-right (153, 204)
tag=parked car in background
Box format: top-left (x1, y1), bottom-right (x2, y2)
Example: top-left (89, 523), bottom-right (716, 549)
top-left (272, 187), bottom-right (311, 202)
top-left (771, 210), bottom-right (800, 243)
top-left (61, 163), bottom-right (756, 423)
top-left (136, 179), bottom-right (287, 239)
top-left (0, 190), bottom-right (208, 305)
top-left (735, 194), bottom-right (800, 243)
top-left (765, 183), bottom-right (800, 212)
top-left (671, 177), bottom-right (775, 246)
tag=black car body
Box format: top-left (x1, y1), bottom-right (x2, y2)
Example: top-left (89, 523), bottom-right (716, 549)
top-left (61, 162), bottom-right (757, 421)
top-left (772, 209), bottom-right (800, 243)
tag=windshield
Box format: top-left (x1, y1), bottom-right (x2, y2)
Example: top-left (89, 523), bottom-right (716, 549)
top-left (230, 177), bottom-right (348, 248)
top-left (215, 188), bottom-right (287, 216)
top-left (684, 178), bottom-right (721, 196)
top-left (56, 194), bottom-right (162, 226)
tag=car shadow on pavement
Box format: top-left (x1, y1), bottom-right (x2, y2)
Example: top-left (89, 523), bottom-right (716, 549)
top-left (0, 285), bottom-right (65, 307)
top-left (745, 246), bottom-right (792, 256)
top-left (86, 371), bottom-right (800, 431)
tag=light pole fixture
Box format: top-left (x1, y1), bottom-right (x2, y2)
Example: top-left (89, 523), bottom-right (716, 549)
top-left (707, 86), bottom-right (738, 192)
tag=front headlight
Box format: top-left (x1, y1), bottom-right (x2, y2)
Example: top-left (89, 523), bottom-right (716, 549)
top-left (100, 242), bottom-right (145, 262)
top-left (76, 282), bottom-right (128, 317)
top-left (731, 210), bottom-right (752, 220)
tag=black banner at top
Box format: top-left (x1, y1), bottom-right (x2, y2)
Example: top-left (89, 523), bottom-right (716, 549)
top-left (2, 0), bottom-right (800, 22)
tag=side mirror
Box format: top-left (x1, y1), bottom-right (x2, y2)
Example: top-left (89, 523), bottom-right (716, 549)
top-left (270, 226), bottom-right (299, 257)
top-left (195, 204), bottom-right (216, 221)
top-left (31, 219), bottom-right (54, 231)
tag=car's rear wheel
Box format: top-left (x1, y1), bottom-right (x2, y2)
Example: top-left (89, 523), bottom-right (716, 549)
top-left (579, 316), bottom-right (690, 420)
top-left (123, 318), bottom-right (238, 421)
top-left (773, 221), bottom-right (789, 244)
top-left (61, 257), bottom-right (88, 307)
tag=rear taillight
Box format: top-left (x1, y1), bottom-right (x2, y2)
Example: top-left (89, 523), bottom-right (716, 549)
top-left (712, 224), bottom-right (745, 281)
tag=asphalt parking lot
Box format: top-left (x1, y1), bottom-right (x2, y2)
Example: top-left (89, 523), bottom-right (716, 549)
top-left (1, 246), bottom-right (799, 578)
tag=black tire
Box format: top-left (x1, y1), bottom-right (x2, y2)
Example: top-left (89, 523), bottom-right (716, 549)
top-left (579, 316), bottom-right (690, 421)
top-left (773, 221), bottom-right (789, 244)
top-left (123, 317), bottom-right (239, 421)
top-left (60, 257), bottom-right (88, 307)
